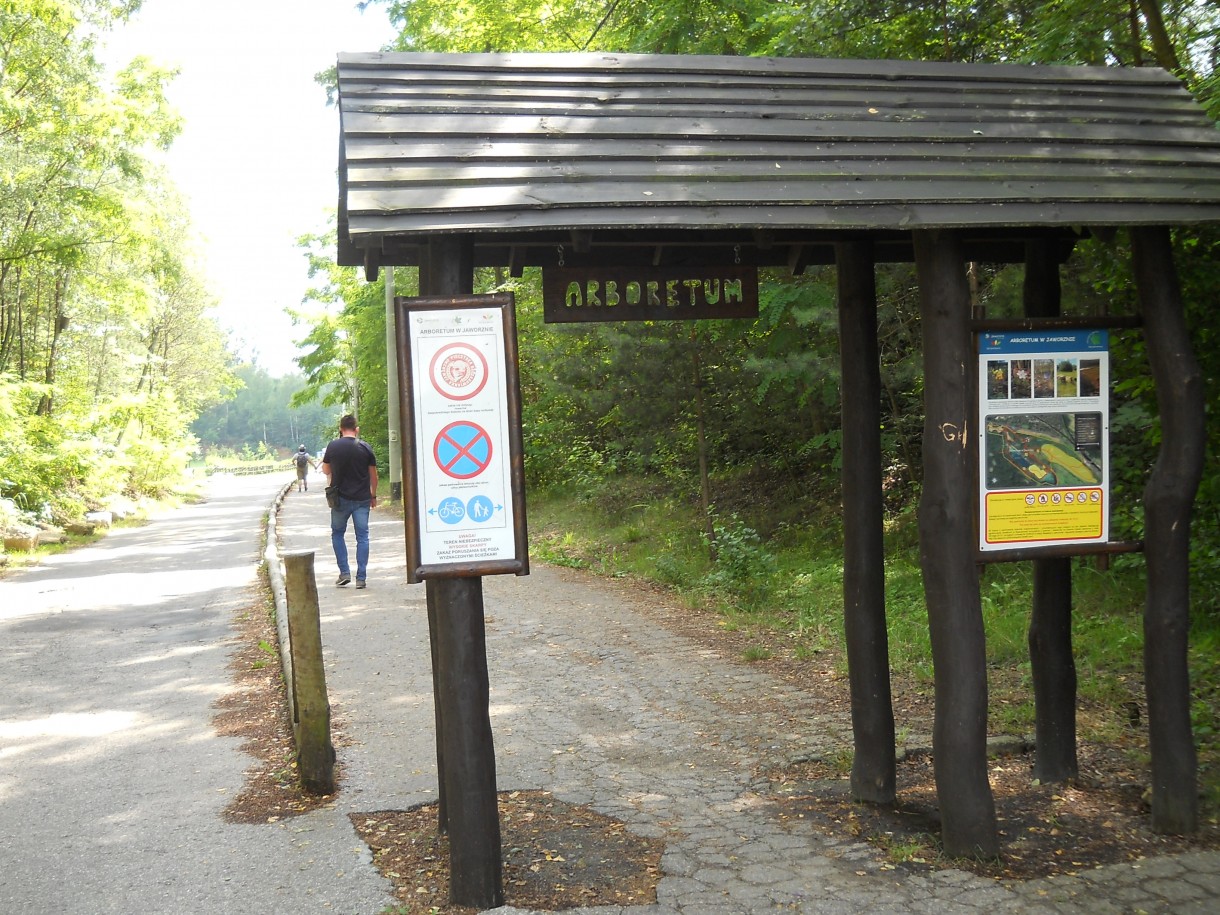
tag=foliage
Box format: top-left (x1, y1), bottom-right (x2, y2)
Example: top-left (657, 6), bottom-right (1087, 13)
top-left (191, 363), bottom-right (335, 454)
top-left (286, 229), bottom-right (423, 465)
top-left (701, 511), bottom-right (777, 610)
top-left (0, 0), bottom-right (240, 527)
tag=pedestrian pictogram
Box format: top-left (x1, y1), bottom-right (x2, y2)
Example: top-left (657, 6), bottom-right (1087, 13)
top-left (429, 342), bottom-right (489, 401)
top-left (467, 495), bottom-right (496, 522)
top-left (434, 421), bottom-right (492, 479)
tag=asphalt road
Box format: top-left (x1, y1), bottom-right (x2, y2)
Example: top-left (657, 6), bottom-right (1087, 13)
top-left (0, 472), bottom-right (393, 914)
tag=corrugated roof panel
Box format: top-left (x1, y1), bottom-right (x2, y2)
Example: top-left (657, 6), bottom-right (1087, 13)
top-left (336, 51), bottom-right (1220, 267)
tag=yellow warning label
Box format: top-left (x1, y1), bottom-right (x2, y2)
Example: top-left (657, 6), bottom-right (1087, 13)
top-left (984, 489), bottom-right (1103, 545)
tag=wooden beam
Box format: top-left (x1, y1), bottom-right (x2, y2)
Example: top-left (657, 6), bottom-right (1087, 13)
top-left (835, 240), bottom-right (896, 804)
top-left (976, 539), bottom-right (1142, 563)
top-left (1023, 238), bottom-right (1079, 785)
top-left (971, 315), bottom-right (1142, 332)
top-left (570, 229), bottom-right (593, 253)
top-left (788, 244), bottom-right (811, 276)
top-left (430, 577), bottom-right (503, 907)
top-left (1131, 225), bottom-right (1202, 835)
top-left (913, 228), bottom-right (999, 859)
top-left (421, 237), bottom-right (505, 906)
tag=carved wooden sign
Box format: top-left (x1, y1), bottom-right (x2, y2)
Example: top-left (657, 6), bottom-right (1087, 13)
top-left (543, 264), bottom-right (759, 323)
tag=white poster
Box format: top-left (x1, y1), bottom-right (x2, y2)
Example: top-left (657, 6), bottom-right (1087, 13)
top-left (408, 306), bottom-right (518, 567)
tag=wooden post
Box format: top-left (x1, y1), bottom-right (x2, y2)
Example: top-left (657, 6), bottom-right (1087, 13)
top-left (415, 253), bottom-right (448, 835)
top-left (283, 551), bottom-right (336, 796)
top-left (1130, 226), bottom-right (1202, 835)
top-left (421, 236), bottom-right (504, 907)
top-left (426, 583), bottom-right (447, 833)
top-left (835, 240), bottom-right (896, 804)
top-left (433, 577), bottom-right (503, 907)
top-left (912, 229), bottom-right (998, 858)
top-left (1023, 239), bottom-right (1078, 783)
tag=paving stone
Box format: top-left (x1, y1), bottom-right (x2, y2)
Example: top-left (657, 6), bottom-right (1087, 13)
top-left (1144, 876), bottom-right (1207, 902)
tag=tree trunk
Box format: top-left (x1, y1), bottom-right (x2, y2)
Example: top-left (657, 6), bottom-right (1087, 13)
top-left (913, 229), bottom-right (999, 858)
top-left (835, 240), bottom-right (896, 804)
top-left (1137, 0), bottom-right (1181, 71)
top-left (1023, 239), bottom-right (1078, 783)
top-left (1130, 226), bottom-right (1201, 835)
top-left (36, 271), bottom-right (68, 416)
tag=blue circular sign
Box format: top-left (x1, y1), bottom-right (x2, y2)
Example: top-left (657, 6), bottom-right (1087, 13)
top-left (437, 496), bottom-right (465, 524)
top-left (467, 495), bottom-right (495, 523)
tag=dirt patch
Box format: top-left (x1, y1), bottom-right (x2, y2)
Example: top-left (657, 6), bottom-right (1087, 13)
top-left (214, 586), bottom-right (665, 912)
top-left (769, 745), bottom-right (1220, 882)
top-left (350, 791), bottom-right (664, 914)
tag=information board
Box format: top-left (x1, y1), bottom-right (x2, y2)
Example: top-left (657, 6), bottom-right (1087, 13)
top-left (396, 293), bottom-right (528, 582)
top-left (977, 329), bottom-right (1109, 552)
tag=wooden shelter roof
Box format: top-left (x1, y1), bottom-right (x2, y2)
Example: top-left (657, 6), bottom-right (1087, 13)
top-left (335, 51), bottom-right (1220, 272)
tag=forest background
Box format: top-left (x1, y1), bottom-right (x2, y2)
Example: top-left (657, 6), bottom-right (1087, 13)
top-left (3, 0), bottom-right (1219, 810)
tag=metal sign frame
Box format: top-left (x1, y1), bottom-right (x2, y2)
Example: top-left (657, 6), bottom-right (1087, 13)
top-left (395, 292), bottom-right (528, 583)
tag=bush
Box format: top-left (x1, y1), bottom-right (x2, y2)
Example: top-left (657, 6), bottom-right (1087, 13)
top-left (702, 512), bottom-right (777, 609)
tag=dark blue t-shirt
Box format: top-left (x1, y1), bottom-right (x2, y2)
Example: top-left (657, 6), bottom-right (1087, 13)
top-left (323, 436), bottom-right (376, 501)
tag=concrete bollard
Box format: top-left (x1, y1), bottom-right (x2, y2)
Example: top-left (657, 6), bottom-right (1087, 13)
top-left (283, 550), bottom-right (336, 795)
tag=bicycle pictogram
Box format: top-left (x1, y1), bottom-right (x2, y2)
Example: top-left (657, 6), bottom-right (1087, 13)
top-left (437, 497), bottom-right (465, 524)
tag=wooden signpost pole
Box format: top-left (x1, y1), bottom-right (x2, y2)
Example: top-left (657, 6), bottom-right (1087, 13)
top-left (835, 240), bottom-right (896, 804)
top-left (1131, 225), bottom-right (1202, 835)
top-left (420, 236), bottom-right (505, 908)
top-left (913, 229), bottom-right (999, 858)
top-left (1022, 239), bottom-right (1079, 784)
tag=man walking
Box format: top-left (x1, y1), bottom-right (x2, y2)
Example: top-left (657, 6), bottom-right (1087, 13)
top-left (292, 445), bottom-right (315, 492)
top-left (321, 414), bottom-right (378, 588)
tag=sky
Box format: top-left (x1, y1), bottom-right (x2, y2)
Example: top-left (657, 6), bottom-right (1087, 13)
top-left (100, 0), bottom-right (395, 377)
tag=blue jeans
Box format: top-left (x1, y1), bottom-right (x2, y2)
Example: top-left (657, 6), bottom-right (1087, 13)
top-left (331, 498), bottom-right (371, 580)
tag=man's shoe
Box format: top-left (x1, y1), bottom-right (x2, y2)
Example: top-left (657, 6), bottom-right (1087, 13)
top-left (336, 574), bottom-right (351, 586)
top-left (355, 579), bottom-right (367, 590)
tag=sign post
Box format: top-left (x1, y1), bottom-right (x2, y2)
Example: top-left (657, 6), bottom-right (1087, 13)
top-left (396, 292), bottom-right (528, 583)
top-left (394, 288), bottom-right (524, 909)
top-left (977, 329), bottom-right (1110, 553)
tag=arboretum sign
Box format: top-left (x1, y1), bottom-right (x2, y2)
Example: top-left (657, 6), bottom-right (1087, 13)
top-left (543, 264), bottom-right (759, 323)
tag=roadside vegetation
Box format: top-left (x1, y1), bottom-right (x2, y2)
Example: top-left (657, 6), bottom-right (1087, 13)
top-left (525, 472), bottom-right (1220, 821)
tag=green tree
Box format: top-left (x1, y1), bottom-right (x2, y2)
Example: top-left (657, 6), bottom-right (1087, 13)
top-left (0, 0), bottom-right (241, 519)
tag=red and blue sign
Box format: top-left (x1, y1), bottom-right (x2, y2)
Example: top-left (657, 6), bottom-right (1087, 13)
top-left (433, 421), bottom-right (492, 479)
